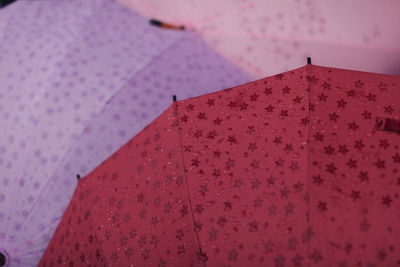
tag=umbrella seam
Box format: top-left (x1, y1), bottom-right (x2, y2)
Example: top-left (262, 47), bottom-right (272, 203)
top-left (307, 64), bottom-right (312, 267)
top-left (174, 101), bottom-right (206, 266)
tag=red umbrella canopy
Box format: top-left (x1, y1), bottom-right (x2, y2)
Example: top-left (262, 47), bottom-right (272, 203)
top-left (39, 64), bottom-right (400, 267)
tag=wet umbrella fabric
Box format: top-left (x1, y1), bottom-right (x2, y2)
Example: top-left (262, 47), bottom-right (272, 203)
top-left (39, 64), bottom-right (400, 266)
top-left (0, 0), bottom-right (251, 265)
top-left (117, 0), bottom-right (400, 78)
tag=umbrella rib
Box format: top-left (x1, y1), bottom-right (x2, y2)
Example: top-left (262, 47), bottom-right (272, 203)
top-left (173, 101), bottom-right (205, 264)
top-left (306, 64), bottom-right (312, 263)
top-left (15, 32), bottom-right (190, 245)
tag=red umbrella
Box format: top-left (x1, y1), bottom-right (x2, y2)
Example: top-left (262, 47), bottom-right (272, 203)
top-left (39, 61), bottom-right (400, 266)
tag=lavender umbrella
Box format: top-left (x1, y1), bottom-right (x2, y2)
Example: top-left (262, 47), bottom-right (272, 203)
top-left (0, 0), bottom-right (251, 266)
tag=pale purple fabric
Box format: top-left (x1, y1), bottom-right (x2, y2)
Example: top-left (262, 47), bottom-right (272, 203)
top-left (0, 0), bottom-right (251, 266)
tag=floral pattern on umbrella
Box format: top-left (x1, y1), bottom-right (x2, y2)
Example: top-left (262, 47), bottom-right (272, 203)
top-left (40, 64), bottom-right (399, 266)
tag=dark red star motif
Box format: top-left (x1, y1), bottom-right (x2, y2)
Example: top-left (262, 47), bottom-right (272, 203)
top-left (197, 112), bottom-right (206, 120)
top-left (247, 125), bottom-right (255, 134)
top-left (366, 93), bottom-right (377, 101)
top-left (225, 158), bottom-right (235, 169)
top-left (381, 195), bottom-right (393, 207)
top-left (324, 145), bottom-right (335, 155)
top-left (264, 87), bottom-right (272, 95)
top-left (301, 117), bottom-right (310, 126)
top-left (265, 104), bottom-right (274, 113)
top-left (228, 101), bottom-right (237, 109)
top-left (350, 190), bottom-right (361, 201)
top-left (212, 169), bottom-right (221, 178)
top-left (354, 80), bottom-right (364, 88)
top-left (199, 185), bottom-right (208, 196)
top-left (358, 171), bottom-right (369, 182)
top-left (282, 86), bottom-right (291, 94)
top-left (354, 140), bottom-right (365, 150)
top-left (322, 81), bottom-right (331, 90)
top-left (250, 93), bottom-right (259, 101)
top-left (337, 99), bottom-right (347, 108)
top-left (227, 135), bottom-right (238, 144)
top-left (379, 139), bottom-right (390, 149)
top-left (192, 158), bottom-right (200, 167)
top-left (180, 115), bottom-right (188, 123)
top-left (317, 201), bottom-right (328, 212)
top-left (393, 153), bottom-right (400, 163)
top-left (346, 158), bottom-right (357, 169)
top-left (184, 145), bottom-right (193, 152)
top-left (378, 82), bottom-right (388, 91)
top-left (186, 104), bottom-right (194, 111)
top-left (223, 201), bottom-right (233, 211)
top-left (318, 93), bottom-right (328, 101)
top-left (284, 143), bottom-right (293, 153)
top-left (326, 163), bottom-right (337, 174)
top-left (376, 249), bottom-right (387, 262)
top-left (361, 110), bottom-right (372, 120)
top-left (279, 109), bottom-right (289, 117)
top-left (329, 112), bottom-right (339, 122)
top-left (306, 75), bottom-right (318, 83)
top-left (239, 102), bottom-right (249, 111)
top-left (374, 159), bottom-right (386, 169)
top-left (314, 132), bottom-right (324, 142)
top-left (346, 89), bottom-right (357, 97)
top-left (248, 142), bottom-right (258, 151)
top-left (207, 131), bottom-right (217, 139)
top-left (213, 150), bottom-right (222, 158)
top-left (194, 130), bottom-right (203, 138)
top-left (313, 175), bottom-right (324, 186)
top-left (310, 249), bottom-right (323, 263)
top-left (249, 220), bottom-right (259, 232)
top-left (293, 96), bottom-right (302, 103)
top-left (217, 216), bottom-right (227, 227)
top-left (195, 204), bottom-right (204, 215)
top-left (348, 122), bottom-right (359, 131)
top-left (206, 99), bottom-right (215, 106)
top-left (384, 105), bottom-right (394, 114)
top-left (213, 117), bottom-right (222, 125)
top-left (273, 136), bottom-right (282, 145)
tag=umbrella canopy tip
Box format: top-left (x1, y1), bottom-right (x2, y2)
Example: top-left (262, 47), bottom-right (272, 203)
top-left (76, 174), bottom-right (81, 180)
top-left (0, 250), bottom-right (9, 267)
top-left (173, 95), bottom-right (177, 102)
top-left (307, 57), bottom-right (312, 64)
top-left (149, 19), bottom-right (185, 31)
top-left (0, 0), bottom-right (17, 8)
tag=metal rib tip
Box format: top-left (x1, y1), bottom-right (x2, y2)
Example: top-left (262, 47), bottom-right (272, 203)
top-left (149, 19), bottom-right (185, 31)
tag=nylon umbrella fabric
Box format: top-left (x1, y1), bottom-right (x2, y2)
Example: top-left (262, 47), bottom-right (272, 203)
top-left (39, 63), bottom-right (400, 266)
top-left (0, 0), bottom-right (251, 265)
top-left (117, 0), bottom-right (400, 78)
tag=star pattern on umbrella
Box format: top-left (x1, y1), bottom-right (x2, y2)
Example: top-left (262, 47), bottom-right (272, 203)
top-left (40, 65), bottom-right (400, 266)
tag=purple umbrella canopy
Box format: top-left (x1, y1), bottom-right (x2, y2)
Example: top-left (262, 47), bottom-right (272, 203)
top-left (0, 0), bottom-right (251, 265)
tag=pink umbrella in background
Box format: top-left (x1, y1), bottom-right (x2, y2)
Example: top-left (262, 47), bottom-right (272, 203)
top-left (117, 0), bottom-right (400, 78)
top-left (0, 0), bottom-right (250, 265)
